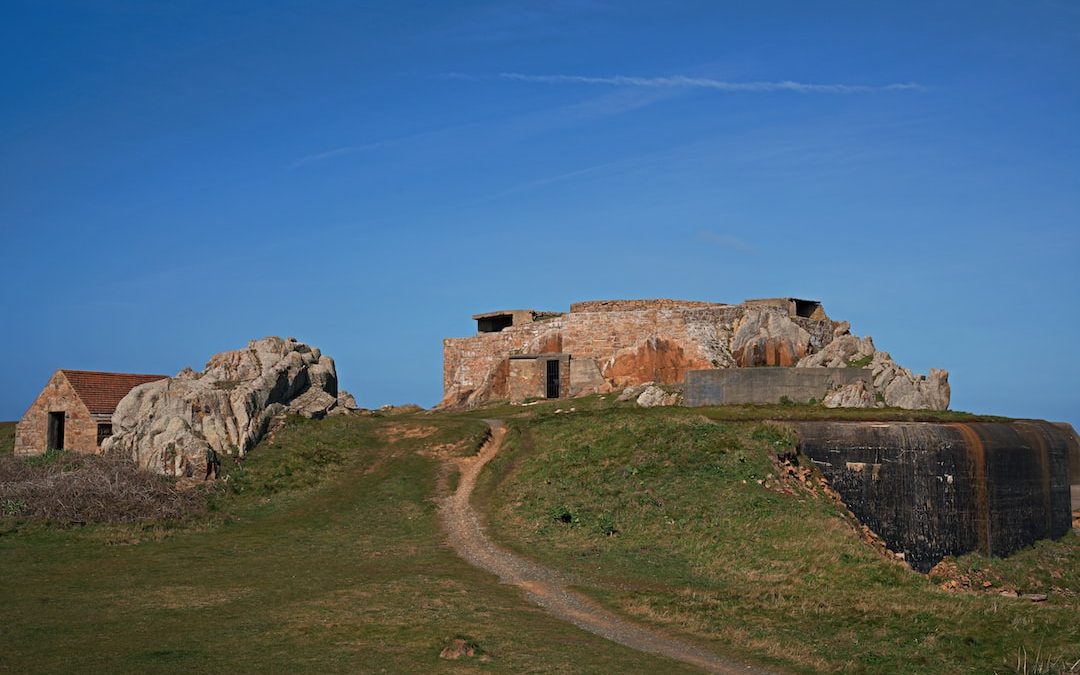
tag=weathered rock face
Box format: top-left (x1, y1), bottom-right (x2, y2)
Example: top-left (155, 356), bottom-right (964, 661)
top-left (603, 337), bottom-right (705, 389)
top-left (797, 329), bottom-right (950, 410)
top-left (822, 379), bottom-right (876, 409)
top-left (731, 309), bottom-right (812, 367)
top-left (442, 298), bottom-right (949, 410)
top-left (103, 337), bottom-right (339, 477)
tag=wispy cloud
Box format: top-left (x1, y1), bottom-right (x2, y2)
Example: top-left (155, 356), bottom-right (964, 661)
top-left (290, 123), bottom-right (478, 169)
top-left (491, 72), bottom-right (924, 94)
top-left (290, 140), bottom-right (394, 169)
top-left (698, 230), bottom-right (755, 253)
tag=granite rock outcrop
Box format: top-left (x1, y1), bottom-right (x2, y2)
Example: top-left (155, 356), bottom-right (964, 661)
top-left (103, 337), bottom-right (339, 477)
top-left (797, 329), bottom-right (950, 410)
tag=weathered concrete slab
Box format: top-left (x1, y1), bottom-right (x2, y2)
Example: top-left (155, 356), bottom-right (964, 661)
top-left (683, 367), bottom-right (870, 406)
top-left (795, 421), bottom-right (1075, 572)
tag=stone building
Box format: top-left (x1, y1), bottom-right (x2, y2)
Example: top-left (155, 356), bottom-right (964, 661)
top-left (440, 297), bottom-right (950, 410)
top-left (14, 370), bottom-right (168, 456)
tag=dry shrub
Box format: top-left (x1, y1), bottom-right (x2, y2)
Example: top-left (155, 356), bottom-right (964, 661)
top-left (0, 452), bottom-right (206, 524)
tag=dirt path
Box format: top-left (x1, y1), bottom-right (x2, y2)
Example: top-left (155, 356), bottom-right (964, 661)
top-left (439, 419), bottom-right (770, 674)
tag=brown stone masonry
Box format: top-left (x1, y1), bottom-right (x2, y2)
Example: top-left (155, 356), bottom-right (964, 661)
top-left (441, 298), bottom-right (839, 408)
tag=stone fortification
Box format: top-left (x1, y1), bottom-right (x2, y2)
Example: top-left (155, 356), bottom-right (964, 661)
top-left (440, 298), bottom-right (950, 410)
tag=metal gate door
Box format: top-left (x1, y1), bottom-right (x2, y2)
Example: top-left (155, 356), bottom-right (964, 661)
top-left (545, 359), bottom-right (560, 399)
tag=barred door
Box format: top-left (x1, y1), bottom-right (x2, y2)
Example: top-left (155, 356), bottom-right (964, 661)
top-left (545, 360), bottom-right (560, 399)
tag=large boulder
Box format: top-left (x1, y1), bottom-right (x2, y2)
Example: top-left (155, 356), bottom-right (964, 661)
top-left (636, 384), bottom-right (681, 408)
top-left (103, 337), bottom-right (339, 477)
top-left (823, 380), bottom-right (876, 409)
top-left (797, 333), bottom-right (876, 368)
top-left (731, 308), bottom-right (813, 367)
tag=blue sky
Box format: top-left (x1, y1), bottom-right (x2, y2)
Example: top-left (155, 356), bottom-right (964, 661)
top-left (2, 1), bottom-right (1078, 426)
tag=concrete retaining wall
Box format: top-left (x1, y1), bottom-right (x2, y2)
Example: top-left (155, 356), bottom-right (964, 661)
top-left (683, 367), bottom-right (871, 406)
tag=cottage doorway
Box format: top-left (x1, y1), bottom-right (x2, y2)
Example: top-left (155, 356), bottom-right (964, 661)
top-left (546, 360), bottom-right (560, 399)
top-left (47, 411), bottom-right (65, 451)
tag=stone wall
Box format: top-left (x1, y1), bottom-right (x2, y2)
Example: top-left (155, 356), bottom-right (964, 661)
top-left (684, 368), bottom-right (872, 406)
top-left (442, 299), bottom-right (838, 408)
top-left (14, 372), bottom-right (99, 456)
top-left (795, 421), bottom-right (1075, 572)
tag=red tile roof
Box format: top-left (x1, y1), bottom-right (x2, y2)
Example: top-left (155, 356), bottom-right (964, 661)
top-left (59, 370), bottom-right (169, 415)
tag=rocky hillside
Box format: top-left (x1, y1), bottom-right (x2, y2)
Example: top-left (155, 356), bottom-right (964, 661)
top-left (797, 322), bottom-right (950, 410)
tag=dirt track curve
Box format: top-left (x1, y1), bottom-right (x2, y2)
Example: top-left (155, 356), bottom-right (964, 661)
top-left (439, 419), bottom-right (771, 675)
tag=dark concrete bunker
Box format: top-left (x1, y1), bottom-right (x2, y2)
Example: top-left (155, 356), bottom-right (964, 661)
top-left (795, 421), bottom-right (1076, 573)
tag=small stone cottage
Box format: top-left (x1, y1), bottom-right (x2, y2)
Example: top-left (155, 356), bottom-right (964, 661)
top-left (14, 370), bottom-right (168, 456)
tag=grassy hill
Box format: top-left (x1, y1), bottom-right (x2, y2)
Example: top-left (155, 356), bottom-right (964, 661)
top-left (0, 413), bottom-right (698, 674)
top-left (0, 400), bottom-right (1076, 673)
top-left (475, 404), bottom-right (1080, 673)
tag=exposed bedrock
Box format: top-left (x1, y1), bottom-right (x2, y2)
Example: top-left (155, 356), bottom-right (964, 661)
top-left (103, 337), bottom-right (340, 477)
top-left (796, 332), bottom-right (950, 410)
top-left (795, 421), bottom-right (1077, 572)
top-left (601, 337), bottom-right (709, 389)
top-left (731, 308), bottom-right (812, 367)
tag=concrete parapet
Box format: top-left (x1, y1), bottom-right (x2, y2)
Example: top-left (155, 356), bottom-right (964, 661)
top-left (569, 299), bottom-right (724, 313)
top-left (683, 367), bottom-right (870, 406)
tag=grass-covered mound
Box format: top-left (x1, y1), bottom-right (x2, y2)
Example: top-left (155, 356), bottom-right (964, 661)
top-left (475, 407), bottom-right (1080, 673)
top-left (0, 412), bottom-right (699, 674)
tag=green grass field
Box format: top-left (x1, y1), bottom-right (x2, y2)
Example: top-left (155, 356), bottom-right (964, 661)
top-left (1, 402), bottom-right (1076, 674)
top-left (0, 413), bottom-right (698, 674)
top-left (475, 407), bottom-right (1080, 674)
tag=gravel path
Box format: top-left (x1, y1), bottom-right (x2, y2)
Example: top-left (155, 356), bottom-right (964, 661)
top-left (439, 419), bottom-right (771, 674)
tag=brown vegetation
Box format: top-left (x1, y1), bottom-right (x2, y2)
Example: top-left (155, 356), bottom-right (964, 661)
top-left (0, 451), bottom-right (206, 524)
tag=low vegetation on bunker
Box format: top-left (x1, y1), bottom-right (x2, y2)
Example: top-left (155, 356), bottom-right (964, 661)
top-left (474, 406), bottom-right (1080, 674)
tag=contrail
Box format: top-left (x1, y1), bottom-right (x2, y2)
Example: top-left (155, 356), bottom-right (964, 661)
top-left (494, 72), bottom-right (924, 93)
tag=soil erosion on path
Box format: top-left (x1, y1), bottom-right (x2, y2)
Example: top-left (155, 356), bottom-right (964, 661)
top-left (439, 419), bottom-right (769, 674)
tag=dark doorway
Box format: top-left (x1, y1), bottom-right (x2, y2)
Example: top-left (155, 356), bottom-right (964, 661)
top-left (545, 359), bottom-right (561, 399)
top-left (794, 300), bottom-right (822, 318)
top-left (96, 423), bottom-right (113, 447)
top-left (47, 411), bottom-right (65, 451)
top-left (477, 314), bottom-right (514, 333)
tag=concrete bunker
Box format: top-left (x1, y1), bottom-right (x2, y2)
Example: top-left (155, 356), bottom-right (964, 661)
top-left (508, 354), bottom-right (570, 401)
top-left (474, 310), bottom-right (539, 334)
top-left (745, 297), bottom-right (827, 321)
top-left (795, 421), bottom-right (1075, 572)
